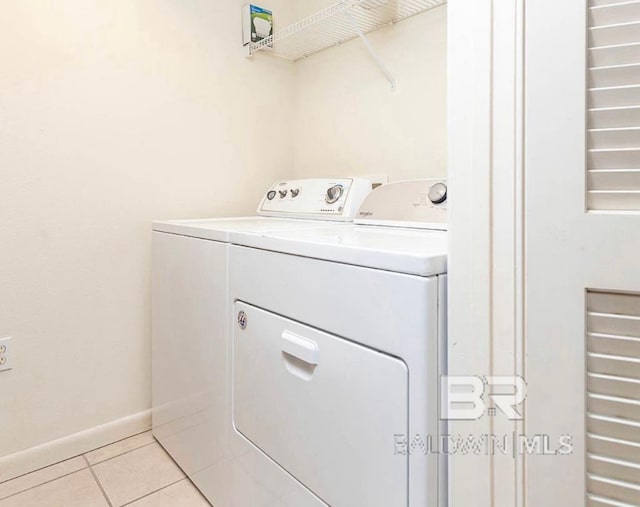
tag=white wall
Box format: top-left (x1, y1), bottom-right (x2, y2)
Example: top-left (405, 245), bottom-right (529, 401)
top-left (292, 4), bottom-right (447, 182)
top-left (0, 0), bottom-right (293, 459)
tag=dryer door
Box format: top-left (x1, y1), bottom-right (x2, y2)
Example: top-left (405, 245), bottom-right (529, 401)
top-left (233, 302), bottom-right (409, 507)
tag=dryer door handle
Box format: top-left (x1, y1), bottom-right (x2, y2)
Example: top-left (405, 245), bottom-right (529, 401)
top-left (281, 331), bottom-right (320, 365)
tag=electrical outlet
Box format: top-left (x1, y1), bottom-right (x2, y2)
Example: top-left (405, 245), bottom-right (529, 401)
top-left (0, 337), bottom-right (12, 372)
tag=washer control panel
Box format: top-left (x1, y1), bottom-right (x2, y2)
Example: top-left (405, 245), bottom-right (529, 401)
top-left (258, 178), bottom-right (373, 221)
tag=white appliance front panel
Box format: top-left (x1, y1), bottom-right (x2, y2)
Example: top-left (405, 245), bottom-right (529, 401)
top-left (233, 302), bottom-right (409, 507)
top-left (151, 232), bottom-right (228, 501)
top-left (229, 245), bottom-right (443, 507)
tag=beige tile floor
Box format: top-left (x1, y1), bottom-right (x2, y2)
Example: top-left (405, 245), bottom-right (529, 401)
top-left (0, 432), bottom-right (211, 507)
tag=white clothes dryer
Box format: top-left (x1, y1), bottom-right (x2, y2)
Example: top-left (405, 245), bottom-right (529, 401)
top-left (226, 179), bottom-right (448, 507)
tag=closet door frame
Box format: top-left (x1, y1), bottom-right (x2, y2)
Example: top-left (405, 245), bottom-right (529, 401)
top-left (448, 1), bottom-right (525, 506)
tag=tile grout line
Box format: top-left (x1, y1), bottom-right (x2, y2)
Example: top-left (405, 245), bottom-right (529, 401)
top-left (1, 435), bottom-right (188, 507)
top-left (0, 430), bottom-right (152, 487)
top-left (89, 440), bottom-right (157, 467)
top-left (0, 434), bottom-right (157, 504)
top-left (0, 455), bottom-right (84, 486)
top-left (0, 429), bottom-right (155, 490)
top-left (119, 477), bottom-right (187, 506)
top-left (84, 455), bottom-right (113, 507)
top-left (0, 466), bottom-right (88, 502)
top-left (87, 430), bottom-right (152, 455)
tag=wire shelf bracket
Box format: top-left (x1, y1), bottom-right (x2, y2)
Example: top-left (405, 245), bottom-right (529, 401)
top-left (343, 10), bottom-right (396, 89)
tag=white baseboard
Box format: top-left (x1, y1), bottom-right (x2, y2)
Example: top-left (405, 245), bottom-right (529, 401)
top-left (0, 410), bottom-right (151, 483)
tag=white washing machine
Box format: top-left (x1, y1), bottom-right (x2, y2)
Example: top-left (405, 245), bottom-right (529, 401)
top-left (151, 178), bottom-right (372, 505)
top-left (227, 179), bottom-right (448, 507)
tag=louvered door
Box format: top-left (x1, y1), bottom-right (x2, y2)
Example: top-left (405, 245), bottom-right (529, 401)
top-left (526, 0), bottom-right (640, 506)
top-left (588, 1), bottom-right (640, 210)
top-left (587, 291), bottom-right (640, 505)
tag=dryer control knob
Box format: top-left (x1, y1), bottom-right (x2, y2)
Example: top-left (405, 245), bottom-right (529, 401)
top-left (279, 189), bottom-right (288, 199)
top-left (428, 182), bottom-right (447, 204)
top-left (325, 185), bottom-right (344, 204)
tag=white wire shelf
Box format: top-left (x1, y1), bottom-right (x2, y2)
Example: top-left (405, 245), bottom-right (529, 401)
top-left (248, 0), bottom-right (447, 62)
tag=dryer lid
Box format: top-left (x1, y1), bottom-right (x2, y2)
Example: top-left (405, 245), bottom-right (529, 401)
top-left (354, 179), bottom-right (448, 230)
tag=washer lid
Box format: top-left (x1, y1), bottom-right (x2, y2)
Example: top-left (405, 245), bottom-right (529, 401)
top-left (152, 217), bottom-right (348, 243)
top-left (229, 225), bottom-right (447, 276)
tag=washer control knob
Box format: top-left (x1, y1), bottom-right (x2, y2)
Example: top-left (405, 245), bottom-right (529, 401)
top-left (325, 184), bottom-right (344, 204)
top-left (266, 190), bottom-right (276, 200)
top-left (428, 182), bottom-right (447, 204)
top-left (291, 188), bottom-right (300, 198)
top-left (279, 189), bottom-right (288, 199)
